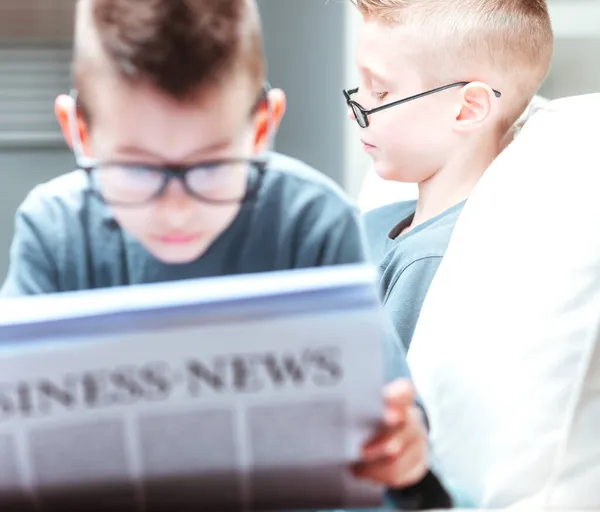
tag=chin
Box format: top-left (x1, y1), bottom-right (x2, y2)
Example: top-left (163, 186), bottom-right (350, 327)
top-left (373, 160), bottom-right (419, 184)
top-left (373, 161), bottom-right (400, 181)
top-left (146, 243), bottom-right (210, 265)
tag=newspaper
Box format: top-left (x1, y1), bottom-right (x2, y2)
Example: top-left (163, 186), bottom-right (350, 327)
top-left (0, 264), bottom-right (386, 512)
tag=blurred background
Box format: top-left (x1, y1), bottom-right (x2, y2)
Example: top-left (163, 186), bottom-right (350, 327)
top-left (0, 0), bottom-right (598, 279)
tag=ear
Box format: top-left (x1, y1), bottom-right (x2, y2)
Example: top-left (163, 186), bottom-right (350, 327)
top-left (454, 82), bottom-right (495, 132)
top-left (254, 88), bottom-right (287, 152)
top-left (54, 94), bottom-right (90, 153)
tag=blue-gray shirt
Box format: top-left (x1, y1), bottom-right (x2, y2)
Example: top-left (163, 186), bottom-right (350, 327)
top-left (364, 200), bottom-right (465, 351)
top-left (3, 153), bottom-right (364, 295)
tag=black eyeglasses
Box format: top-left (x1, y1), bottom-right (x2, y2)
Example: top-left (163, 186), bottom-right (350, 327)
top-left (82, 159), bottom-right (267, 207)
top-left (72, 86), bottom-right (271, 207)
top-left (344, 82), bottom-right (502, 128)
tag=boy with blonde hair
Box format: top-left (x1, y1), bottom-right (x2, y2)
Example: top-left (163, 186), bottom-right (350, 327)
top-left (346, 0), bottom-right (554, 349)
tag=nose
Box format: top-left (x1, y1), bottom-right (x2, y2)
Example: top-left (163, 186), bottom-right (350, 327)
top-left (156, 179), bottom-right (196, 228)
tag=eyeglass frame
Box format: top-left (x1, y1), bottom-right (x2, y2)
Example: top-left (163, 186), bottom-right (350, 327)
top-left (68, 85), bottom-right (272, 207)
top-left (343, 81), bottom-right (502, 128)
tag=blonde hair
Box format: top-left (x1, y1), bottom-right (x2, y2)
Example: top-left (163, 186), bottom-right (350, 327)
top-left (351, 0), bottom-right (554, 127)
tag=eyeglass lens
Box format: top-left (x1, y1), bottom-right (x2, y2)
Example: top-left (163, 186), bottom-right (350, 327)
top-left (91, 161), bottom-right (255, 205)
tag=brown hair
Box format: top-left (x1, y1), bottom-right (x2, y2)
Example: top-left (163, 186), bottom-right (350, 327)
top-left (74, 0), bottom-right (264, 113)
top-left (350, 0), bottom-right (554, 127)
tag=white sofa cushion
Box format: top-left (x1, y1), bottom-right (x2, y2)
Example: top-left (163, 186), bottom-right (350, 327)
top-left (408, 93), bottom-right (600, 509)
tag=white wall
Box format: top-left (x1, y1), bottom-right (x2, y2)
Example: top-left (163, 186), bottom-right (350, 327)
top-left (541, 1), bottom-right (600, 98)
top-left (257, 0), bottom-right (352, 187)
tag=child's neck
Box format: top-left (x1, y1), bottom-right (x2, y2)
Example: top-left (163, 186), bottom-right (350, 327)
top-left (411, 136), bottom-right (501, 229)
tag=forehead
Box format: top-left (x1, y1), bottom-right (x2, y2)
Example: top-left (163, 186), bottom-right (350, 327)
top-left (84, 73), bottom-right (257, 160)
top-left (356, 18), bottom-right (423, 84)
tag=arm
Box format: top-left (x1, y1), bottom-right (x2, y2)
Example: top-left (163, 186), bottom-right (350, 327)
top-left (378, 259), bottom-right (454, 508)
top-left (312, 209), bottom-right (452, 509)
top-left (0, 207), bottom-right (60, 298)
top-left (384, 257), bottom-right (444, 351)
top-left (356, 378), bottom-right (452, 510)
top-left (310, 206), bottom-right (415, 381)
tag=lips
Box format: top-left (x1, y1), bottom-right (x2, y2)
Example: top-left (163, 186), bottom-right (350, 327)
top-left (156, 233), bottom-right (201, 245)
top-left (361, 139), bottom-right (376, 151)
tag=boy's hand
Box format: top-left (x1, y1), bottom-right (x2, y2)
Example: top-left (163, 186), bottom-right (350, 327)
top-left (352, 379), bottom-right (428, 488)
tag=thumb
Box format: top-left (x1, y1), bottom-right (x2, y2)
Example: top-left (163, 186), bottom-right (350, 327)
top-left (384, 379), bottom-right (415, 408)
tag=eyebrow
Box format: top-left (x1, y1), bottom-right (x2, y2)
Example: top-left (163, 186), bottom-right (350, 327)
top-left (114, 138), bottom-right (233, 163)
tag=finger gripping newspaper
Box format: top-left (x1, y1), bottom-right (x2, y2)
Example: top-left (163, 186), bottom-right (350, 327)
top-left (0, 265), bottom-right (385, 512)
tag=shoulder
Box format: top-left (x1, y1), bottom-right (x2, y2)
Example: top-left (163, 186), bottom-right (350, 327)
top-left (379, 202), bottom-right (465, 287)
top-left (265, 152), bottom-right (344, 192)
top-left (261, 152), bottom-right (357, 219)
top-left (249, 153), bottom-right (366, 267)
top-left (363, 200), bottom-right (417, 238)
top-left (364, 200), bottom-right (418, 221)
top-left (18, 170), bottom-right (92, 222)
top-left (16, 170), bottom-right (108, 257)
top-left (2, 172), bottom-right (98, 296)
top-left (404, 202), bottom-right (465, 259)
top-left (362, 200), bottom-right (417, 262)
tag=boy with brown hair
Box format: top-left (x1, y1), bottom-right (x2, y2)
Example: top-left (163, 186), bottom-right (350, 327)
top-left (346, 0), bottom-right (554, 349)
top-left (1, 0), bottom-right (451, 508)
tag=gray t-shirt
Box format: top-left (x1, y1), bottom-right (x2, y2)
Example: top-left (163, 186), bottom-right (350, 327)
top-left (2, 152), bottom-right (366, 295)
top-left (1, 152), bottom-right (410, 377)
top-left (364, 200), bottom-right (465, 351)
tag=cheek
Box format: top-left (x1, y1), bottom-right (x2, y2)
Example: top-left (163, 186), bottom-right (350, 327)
top-left (200, 203), bottom-right (242, 235)
top-left (112, 201), bottom-right (241, 234)
top-left (374, 103), bottom-right (442, 147)
top-left (110, 208), bottom-right (152, 237)
top-left (369, 111), bottom-right (413, 147)
top-left (368, 106), bottom-right (450, 181)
